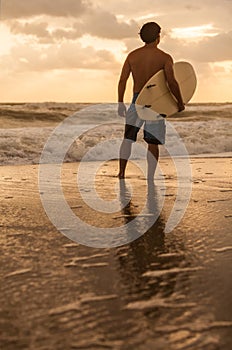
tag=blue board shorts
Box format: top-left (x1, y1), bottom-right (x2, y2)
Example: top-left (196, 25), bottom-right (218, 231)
top-left (124, 93), bottom-right (166, 145)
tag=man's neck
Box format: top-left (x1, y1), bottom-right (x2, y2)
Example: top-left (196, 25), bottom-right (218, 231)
top-left (144, 40), bottom-right (159, 48)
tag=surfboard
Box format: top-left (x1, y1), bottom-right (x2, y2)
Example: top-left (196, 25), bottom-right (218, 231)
top-left (135, 61), bottom-right (197, 120)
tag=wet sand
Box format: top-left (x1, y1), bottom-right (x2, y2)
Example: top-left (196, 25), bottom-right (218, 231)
top-left (0, 157), bottom-right (232, 350)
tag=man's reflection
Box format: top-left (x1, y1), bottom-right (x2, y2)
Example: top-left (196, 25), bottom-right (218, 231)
top-left (118, 179), bottom-right (166, 275)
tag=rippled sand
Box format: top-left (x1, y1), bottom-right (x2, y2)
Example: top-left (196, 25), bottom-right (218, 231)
top-left (0, 158), bottom-right (232, 350)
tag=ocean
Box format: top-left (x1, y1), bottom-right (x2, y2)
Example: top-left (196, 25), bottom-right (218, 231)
top-left (0, 102), bottom-right (232, 165)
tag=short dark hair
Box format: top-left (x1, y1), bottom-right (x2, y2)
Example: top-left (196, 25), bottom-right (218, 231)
top-left (139, 22), bottom-right (161, 44)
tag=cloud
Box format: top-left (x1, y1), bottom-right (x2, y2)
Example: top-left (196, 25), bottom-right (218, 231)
top-left (1, 0), bottom-right (231, 103)
top-left (1, 0), bottom-right (87, 19)
top-left (2, 0), bottom-right (232, 34)
top-left (10, 21), bottom-right (50, 38)
top-left (187, 31), bottom-right (232, 62)
top-left (161, 31), bottom-right (232, 63)
top-left (5, 10), bottom-right (140, 42)
top-left (1, 1), bottom-right (231, 78)
top-left (3, 0), bottom-right (231, 44)
top-left (52, 27), bottom-right (83, 40)
top-left (83, 10), bottom-right (139, 40)
top-left (92, 0), bottom-right (232, 32)
top-left (9, 20), bottom-right (84, 41)
top-left (0, 41), bottom-right (120, 72)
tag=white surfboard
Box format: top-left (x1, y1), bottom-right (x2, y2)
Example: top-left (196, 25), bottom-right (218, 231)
top-left (135, 61), bottom-right (197, 120)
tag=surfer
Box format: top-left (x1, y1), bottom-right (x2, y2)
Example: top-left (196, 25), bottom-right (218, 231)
top-left (118, 22), bottom-right (185, 180)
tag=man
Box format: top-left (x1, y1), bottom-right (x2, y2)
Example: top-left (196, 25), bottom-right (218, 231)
top-left (118, 22), bottom-right (185, 180)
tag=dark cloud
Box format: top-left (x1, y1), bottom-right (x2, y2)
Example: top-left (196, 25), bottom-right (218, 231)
top-left (1, 0), bottom-right (87, 19)
top-left (5, 10), bottom-right (139, 41)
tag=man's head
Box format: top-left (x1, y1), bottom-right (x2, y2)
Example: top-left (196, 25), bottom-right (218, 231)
top-left (139, 22), bottom-right (161, 44)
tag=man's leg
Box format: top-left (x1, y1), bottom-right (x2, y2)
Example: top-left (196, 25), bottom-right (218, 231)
top-left (118, 139), bottom-right (133, 179)
top-left (118, 93), bottom-right (141, 179)
top-left (147, 143), bottom-right (159, 181)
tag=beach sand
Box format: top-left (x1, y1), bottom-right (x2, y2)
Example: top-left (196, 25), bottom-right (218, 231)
top-left (0, 157), bottom-right (232, 350)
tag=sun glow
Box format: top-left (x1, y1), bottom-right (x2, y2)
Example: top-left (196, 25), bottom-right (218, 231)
top-left (171, 24), bottom-right (218, 40)
top-left (0, 23), bottom-right (15, 55)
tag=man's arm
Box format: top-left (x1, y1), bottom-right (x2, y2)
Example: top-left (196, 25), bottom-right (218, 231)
top-left (118, 57), bottom-right (131, 117)
top-left (164, 56), bottom-right (185, 112)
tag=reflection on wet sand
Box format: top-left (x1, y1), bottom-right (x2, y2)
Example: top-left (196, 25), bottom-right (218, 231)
top-left (1, 160), bottom-right (232, 350)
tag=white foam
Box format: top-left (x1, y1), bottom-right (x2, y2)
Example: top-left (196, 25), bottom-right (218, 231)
top-left (1, 103), bottom-right (231, 165)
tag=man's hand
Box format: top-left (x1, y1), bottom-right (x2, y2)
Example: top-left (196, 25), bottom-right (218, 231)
top-left (118, 102), bottom-right (127, 117)
top-left (177, 101), bottom-right (185, 112)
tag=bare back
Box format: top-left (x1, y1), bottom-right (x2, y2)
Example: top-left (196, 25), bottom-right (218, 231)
top-left (127, 46), bottom-right (171, 93)
top-left (118, 41), bottom-right (184, 111)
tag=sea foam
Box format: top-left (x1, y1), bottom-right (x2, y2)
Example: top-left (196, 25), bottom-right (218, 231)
top-left (0, 103), bottom-right (231, 165)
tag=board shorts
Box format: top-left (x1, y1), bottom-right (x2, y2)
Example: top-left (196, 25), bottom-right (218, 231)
top-left (124, 93), bottom-right (166, 145)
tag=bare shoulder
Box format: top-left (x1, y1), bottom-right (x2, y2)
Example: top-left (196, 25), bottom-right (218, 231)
top-left (157, 48), bottom-right (173, 62)
top-left (127, 46), bottom-right (144, 58)
top-left (128, 46), bottom-right (173, 61)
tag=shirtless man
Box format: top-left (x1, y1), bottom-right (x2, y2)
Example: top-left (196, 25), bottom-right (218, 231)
top-left (118, 22), bottom-right (185, 180)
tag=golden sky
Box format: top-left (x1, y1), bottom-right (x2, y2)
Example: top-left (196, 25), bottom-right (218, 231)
top-left (0, 0), bottom-right (232, 102)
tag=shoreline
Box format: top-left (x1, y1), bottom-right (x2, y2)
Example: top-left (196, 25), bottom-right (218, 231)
top-left (1, 152), bottom-right (232, 169)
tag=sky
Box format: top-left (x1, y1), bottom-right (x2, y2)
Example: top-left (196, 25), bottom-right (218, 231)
top-left (0, 0), bottom-right (232, 103)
